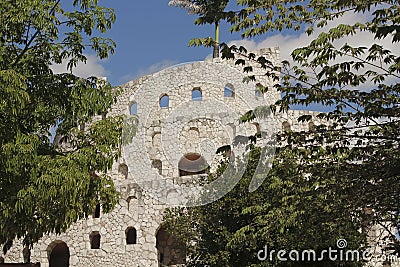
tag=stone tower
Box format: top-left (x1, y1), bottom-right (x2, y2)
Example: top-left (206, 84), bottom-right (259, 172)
top-left (3, 47), bottom-right (328, 267)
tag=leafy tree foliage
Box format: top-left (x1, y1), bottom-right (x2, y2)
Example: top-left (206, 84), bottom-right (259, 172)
top-left (223, 0), bottom-right (400, 253)
top-left (164, 148), bottom-right (366, 266)
top-left (0, 0), bottom-right (122, 253)
top-left (166, 0), bottom-right (400, 264)
top-left (169, 0), bottom-right (229, 57)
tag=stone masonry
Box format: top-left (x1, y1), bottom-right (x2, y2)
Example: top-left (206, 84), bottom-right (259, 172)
top-left (2, 47), bottom-right (396, 267)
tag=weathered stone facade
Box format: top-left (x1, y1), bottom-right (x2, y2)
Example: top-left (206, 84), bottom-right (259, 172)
top-left (2, 47), bottom-right (397, 267)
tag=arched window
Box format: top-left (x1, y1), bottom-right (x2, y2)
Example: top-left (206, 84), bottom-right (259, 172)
top-left (166, 189), bottom-right (179, 200)
top-left (192, 88), bottom-right (202, 101)
top-left (224, 84), bottom-right (235, 97)
top-left (126, 227), bottom-right (137, 245)
top-left (282, 121), bottom-right (291, 132)
top-left (48, 241), bottom-right (70, 267)
top-left (156, 226), bottom-right (186, 266)
top-left (152, 159), bottom-right (162, 175)
top-left (255, 83), bottom-right (264, 97)
top-left (152, 132), bottom-right (162, 147)
top-left (187, 127), bottom-right (200, 142)
top-left (178, 153), bottom-right (208, 177)
top-left (93, 204), bottom-right (100, 218)
top-left (226, 123), bottom-right (236, 139)
top-left (247, 122), bottom-right (260, 136)
top-left (118, 163), bottom-right (129, 179)
top-left (308, 121), bottom-right (315, 131)
top-left (129, 101), bottom-right (137, 115)
top-left (253, 122), bottom-right (261, 133)
top-left (23, 246), bottom-right (31, 263)
top-left (127, 196), bottom-right (138, 213)
top-left (159, 94), bottom-right (169, 108)
top-left (90, 232), bottom-right (101, 249)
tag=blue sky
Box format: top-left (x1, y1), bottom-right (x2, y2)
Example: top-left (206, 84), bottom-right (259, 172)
top-left (53, 1), bottom-right (396, 94)
top-left (95, 1), bottom-right (244, 86)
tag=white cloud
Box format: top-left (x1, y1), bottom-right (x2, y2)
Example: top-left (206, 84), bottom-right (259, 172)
top-left (51, 54), bottom-right (108, 78)
top-left (228, 12), bottom-right (368, 59)
top-left (226, 10), bottom-right (397, 91)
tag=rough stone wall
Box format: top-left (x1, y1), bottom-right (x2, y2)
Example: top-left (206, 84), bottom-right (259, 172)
top-left (3, 47), bottom-right (397, 267)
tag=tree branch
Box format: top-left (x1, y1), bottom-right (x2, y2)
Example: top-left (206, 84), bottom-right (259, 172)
top-left (11, 0), bottom-right (61, 67)
top-left (342, 51), bottom-right (400, 79)
top-left (232, 49), bottom-right (389, 127)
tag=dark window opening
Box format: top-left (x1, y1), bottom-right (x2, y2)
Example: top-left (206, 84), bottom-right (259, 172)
top-left (152, 159), bottom-right (162, 175)
top-left (308, 121), bottom-right (315, 131)
top-left (282, 121), bottom-right (291, 132)
top-left (49, 241), bottom-right (70, 267)
top-left (126, 227), bottom-right (137, 245)
top-left (90, 232), bottom-right (101, 249)
top-left (156, 226), bottom-right (186, 266)
top-left (93, 204), bottom-right (100, 218)
top-left (118, 163), bottom-right (129, 179)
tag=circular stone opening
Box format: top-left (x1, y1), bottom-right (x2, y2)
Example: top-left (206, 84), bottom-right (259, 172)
top-left (178, 153), bottom-right (208, 177)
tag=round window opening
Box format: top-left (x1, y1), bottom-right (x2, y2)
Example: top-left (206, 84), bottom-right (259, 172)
top-left (178, 153), bottom-right (209, 177)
